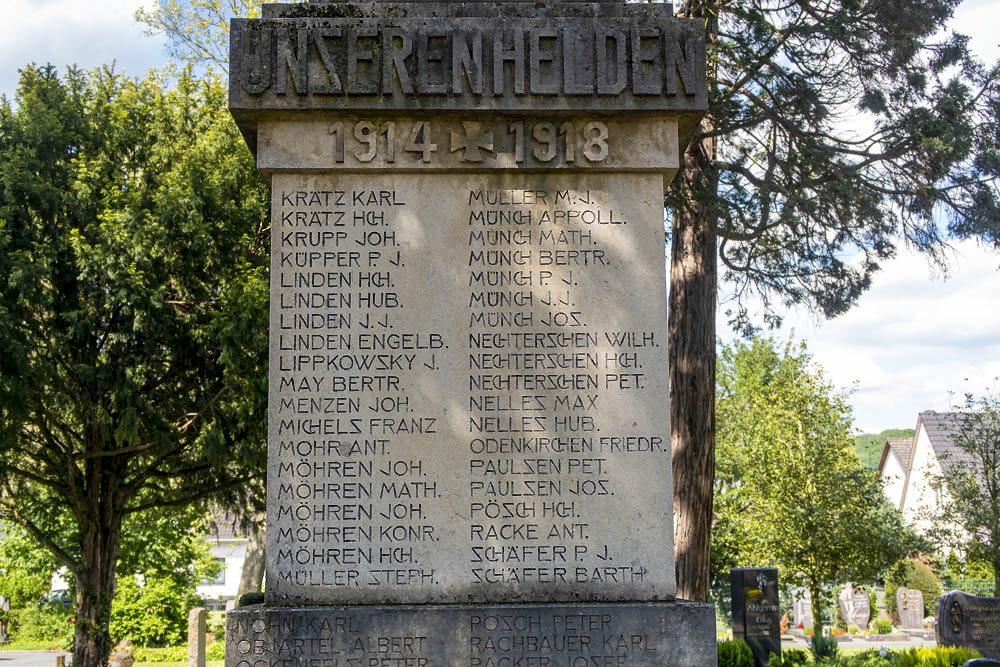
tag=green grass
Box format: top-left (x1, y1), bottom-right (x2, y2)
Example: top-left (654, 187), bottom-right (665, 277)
top-left (134, 662), bottom-right (223, 667)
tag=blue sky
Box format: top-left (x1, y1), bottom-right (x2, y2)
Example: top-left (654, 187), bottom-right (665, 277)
top-left (2, 0), bottom-right (998, 434)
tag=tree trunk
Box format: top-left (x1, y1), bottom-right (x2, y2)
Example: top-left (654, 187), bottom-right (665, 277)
top-left (670, 129), bottom-right (718, 603)
top-left (810, 583), bottom-right (824, 634)
top-left (73, 517), bottom-right (123, 667)
top-left (237, 511), bottom-right (266, 599)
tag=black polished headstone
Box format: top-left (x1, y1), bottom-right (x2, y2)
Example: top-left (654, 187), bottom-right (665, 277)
top-left (937, 590), bottom-right (1000, 659)
top-left (731, 568), bottom-right (781, 667)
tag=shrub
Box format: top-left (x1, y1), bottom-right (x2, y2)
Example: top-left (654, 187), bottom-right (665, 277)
top-left (134, 646), bottom-right (187, 662)
top-left (718, 639), bottom-right (755, 667)
top-left (109, 575), bottom-right (200, 647)
top-left (239, 591), bottom-right (265, 607)
top-left (820, 648), bottom-right (896, 666)
top-left (767, 649), bottom-right (808, 666)
top-left (832, 626), bottom-right (846, 636)
top-left (887, 558), bottom-right (941, 617)
top-left (207, 640), bottom-right (226, 660)
top-left (804, 625), bottom-right (815, 637)
top-left (873, 618), bottom-right (893, 634)
top-left (896, 646), bottom-right (980, 667)
top-left (8, 605), bottom-right (74, 647)
top-left (810, 634), bottom-right (839, 661)
top-left (848, 624), bottom-right (860, 635)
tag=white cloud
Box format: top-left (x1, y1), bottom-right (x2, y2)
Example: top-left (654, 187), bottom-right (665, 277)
top-left (750, 240), bottom-right (1000, 433)
top-left (950, 0), bottom-right (1000, 63)
top-left (1, 0), bottom-right (166, 100)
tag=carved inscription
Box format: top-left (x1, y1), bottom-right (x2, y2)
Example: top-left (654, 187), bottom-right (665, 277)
top-left (936, 591), bottom-right (1000, 659)
top-left (226, 605), bottom-right (708, 667)
top-left (257, 117), bottom-right (676, 173)
top-left (267, 170), bottom-right (673, 605)
top-left (232, 18), bottom-right (706, 110)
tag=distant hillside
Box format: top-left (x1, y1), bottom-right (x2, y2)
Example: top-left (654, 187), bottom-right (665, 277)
top-left (855, 429), bottom-right (915, 471)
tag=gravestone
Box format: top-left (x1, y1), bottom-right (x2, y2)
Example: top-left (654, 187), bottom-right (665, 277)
top-left (224, 1), bottom-right (716, 665)
top-left (792, 588), bottom-right (812, 628)
top-left (838, 585), bottom-right (870, 630)
top-left (188, 607), bottom-right (206, 667)
top-left (875, 589), bottom-right (889, 621)
top-left (897, 587), bottom-right (925, 630)
top-left (936, 590), bottom-right (1000, 659)
top-left (731, 568), bottom-right (781, 666)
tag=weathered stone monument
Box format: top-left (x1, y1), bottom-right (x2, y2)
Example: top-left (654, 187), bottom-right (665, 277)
top-left (896, 587), bottom-right (925, 630)
top-left (838, 585), bottom-right (870, 630)
top-left (731, 568), bottom-right (780, 666)
top-left (937, 590), bottom-right (1000, 659)
top-left (225, 0), bottom-right (714, 664)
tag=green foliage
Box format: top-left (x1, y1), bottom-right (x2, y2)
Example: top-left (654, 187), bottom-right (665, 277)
top-left (666, 0), bottom-right (1000, 335)
top-left (874, 618), bottom-right (893, 634)
top-left (110, 508), bottom-right (220, 646)
top-left (767, 649), bottom-right (808, 666)
top-left (886, 558), bottom-right (941, 617)
top-left (818, 649), bottom-right (895, 667)
top-left (0, 64), bottom-right (268, 666)
top-left (0, 523), bottom-right (57, 608)
top-left (896, 646), bottom-right (980, 667)
top-left (855, 430), bottom-right (915, 472)
top-left (923, 392), bottom-right (1000, 590)
top-left (134, 643), bottom-right (223, 662)
top-left (717, 639), bottom-right (755, 667)
top-left (9, 605), bottom-right (74, 647)
top-left (810, 634), bottom-right (839, 661)
top-left (713, 338), bottom-right (917, 629)
top-left (109, 576), bottom-right (194, 647)
top-left (207, 641), bottom-right (226, 661)
top-left (238, 592), bottom-right (265, 607)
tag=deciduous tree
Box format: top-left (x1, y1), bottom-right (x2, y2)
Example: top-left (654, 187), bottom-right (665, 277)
top-left (713, 338), bottom-right (915, 629)
top-left (0, 65), bottom-right (268, 667)
top-left (925, 391), bottom-right (1000, 593)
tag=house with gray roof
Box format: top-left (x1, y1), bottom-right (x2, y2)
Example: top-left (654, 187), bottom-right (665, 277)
top-left (197, 510), bottom-right (250, 609)
top-left (877, 411), bottom-right (979, 533)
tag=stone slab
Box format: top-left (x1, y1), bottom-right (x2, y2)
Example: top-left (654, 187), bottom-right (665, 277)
top-left (229, 5), bottom-right (707, 150)
top-left (229, 14), bottom-right (705, 111)
top-left (838, 585), bottom-right (870, 630)
top-left (896, 587), bottom-right (924, 630)
top-left (189, 607), bottom-right (208, 667)
top-left (270, 3), bottom-right (668, 19)
top-left (730, 568), bottom-right (780, 667)
top-left (936, 590), bottom-right (1000, 659)
top-left (225, 601), bottom-right (718, 666)
top-left (266, 169), bottom-right (674, 606)
top-left (255, 116), bottom-right (679, 174)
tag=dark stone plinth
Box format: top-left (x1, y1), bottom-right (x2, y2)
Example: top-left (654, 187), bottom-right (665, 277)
top-left (226, 601), bottom-right (717, 666)
top-left (937, 590), bottom-right (1000, 659)
top-left (730, 568), bottom-right (780, 667)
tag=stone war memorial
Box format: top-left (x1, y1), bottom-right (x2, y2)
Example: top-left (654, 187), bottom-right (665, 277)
top-left (224, 0), bottom-right (714, 664)
top-left (937, 590), bottom-right (1000, 659)
top-left (730, 568), bottom-right (780, 667)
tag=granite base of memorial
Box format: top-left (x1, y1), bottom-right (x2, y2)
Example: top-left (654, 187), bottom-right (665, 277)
top-left (226, 601), bottom-right (716, 666)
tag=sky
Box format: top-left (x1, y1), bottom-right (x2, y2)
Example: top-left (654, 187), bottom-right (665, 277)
top-left (1, 0), bottom-right (998, 435)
